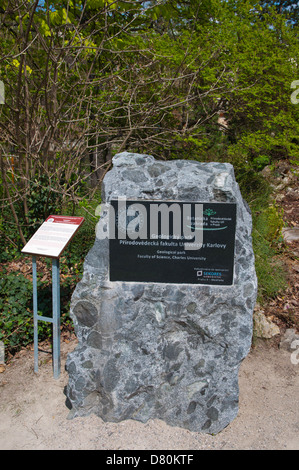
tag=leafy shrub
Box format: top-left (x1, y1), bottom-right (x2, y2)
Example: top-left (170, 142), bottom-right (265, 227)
top-left (253, 205), bottom-right (284, 245)
top-left (0, 271), bottom-right (43, 356)
top-left (0, 265), bottom-right (80, 359)
top-left (250, 198), bottom-right (287, 302)
top-left (0, 191), bottom-right (99, 359)
top-left (26, 174), bottom-right (63, 237)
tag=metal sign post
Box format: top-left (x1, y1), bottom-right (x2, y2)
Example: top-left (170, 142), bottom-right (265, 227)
top-left (32, 256), bottom-right (61, 378)
top-left (52, 258), bottom-right (61, 378)
top-left (22, 215), bottom-right (84, 379)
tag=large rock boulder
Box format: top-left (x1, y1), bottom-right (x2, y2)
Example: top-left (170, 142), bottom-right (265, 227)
top-left (65, 152), bottom-right (257, 434)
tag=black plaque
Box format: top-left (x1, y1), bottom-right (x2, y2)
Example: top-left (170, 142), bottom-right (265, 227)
top-left (109, 200), bottom-right (237, 285)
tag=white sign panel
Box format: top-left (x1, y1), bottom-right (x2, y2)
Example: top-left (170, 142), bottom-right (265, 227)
top-left (22, 215), bottom-right (84, 258)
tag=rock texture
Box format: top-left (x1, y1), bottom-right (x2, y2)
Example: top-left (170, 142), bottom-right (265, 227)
top-left (280, 328), bottom-right (299, 352)
top-left (65, 152), bottom-right (257, 434)
top-left (253, 305), bottom-right (280, 339)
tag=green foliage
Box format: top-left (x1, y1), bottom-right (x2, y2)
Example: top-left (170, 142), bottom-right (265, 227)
top-left (62, 204), bottom-right (98, 272)
top-left (0, 270), bottom-right (47, 356)
top-left (26, 174), bottom-right (63, 237)
top-left (0, 262), bottom-right (82, 359)
top-left (233, 170), bottom-right (288, 302)
top-left (249, 194), bottom-right (287, 302)
top-left (254, 205), bottom-right (284, 243)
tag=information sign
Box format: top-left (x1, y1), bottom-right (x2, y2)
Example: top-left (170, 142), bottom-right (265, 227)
top-left (21, 215), bottom-right (84, 379)
top-left (21, 215), bottom-right (84, 258)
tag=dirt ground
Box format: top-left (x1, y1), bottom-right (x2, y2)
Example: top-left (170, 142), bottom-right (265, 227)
top-left (0, 337), bottom-right (298, 451)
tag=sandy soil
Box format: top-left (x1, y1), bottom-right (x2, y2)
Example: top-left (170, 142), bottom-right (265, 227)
top-left (0, 338), bottom-right (298, 451)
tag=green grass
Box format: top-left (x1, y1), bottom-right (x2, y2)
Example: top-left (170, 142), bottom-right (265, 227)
top-left (248, 188), bottom-right (287, 303)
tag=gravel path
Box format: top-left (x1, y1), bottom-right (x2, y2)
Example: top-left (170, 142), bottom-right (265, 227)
top-left (0, 338), bottom-right (298, 450)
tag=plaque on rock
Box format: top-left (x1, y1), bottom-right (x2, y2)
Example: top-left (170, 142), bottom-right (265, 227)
top-left (109, 200), bottom-right (237, 285)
